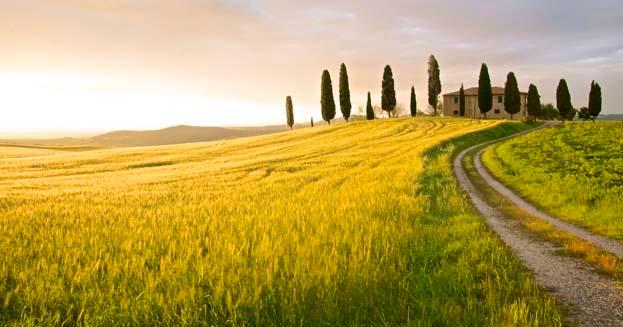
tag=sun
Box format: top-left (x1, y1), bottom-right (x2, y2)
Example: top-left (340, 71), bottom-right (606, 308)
top-left (0, 72), bottom-right (288, 136)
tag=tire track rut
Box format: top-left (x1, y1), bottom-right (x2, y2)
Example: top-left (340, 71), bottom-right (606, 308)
top-left (454, 123), bottom-right (623, 326)
top-left (474, 148), bottom-right (623, 259)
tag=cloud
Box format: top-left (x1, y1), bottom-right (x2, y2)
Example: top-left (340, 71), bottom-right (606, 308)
top-left (1, 0), bottom-right (622, 131)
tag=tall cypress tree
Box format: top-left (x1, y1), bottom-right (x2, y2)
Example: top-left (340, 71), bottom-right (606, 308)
top-left (339, 63), bottom-right (352, 122)
top-left (556, 79), bottom-right (572, 121)
top-left (427, 55), bottom-right (441, 116)
top-left (410, 86), bottom-right (417, 117)
top-left (504, 72), bottom-right (521, 120)
top-left (381, 65), bottom-right (396, 118)
top-left (589, 81), bottom-right (602, 121)
top-left (527, 84), bottom-right (541, 122)
top-left (366, 91), bottom-right (374, 120)
top-left (459, 84), bottom-right (466, 117)
top-left (320, 70), bottom-right (336, 125)
top-left (285, 96), bottom-right (294, 130)
top-left (478, 63), bottom-right (492, 119)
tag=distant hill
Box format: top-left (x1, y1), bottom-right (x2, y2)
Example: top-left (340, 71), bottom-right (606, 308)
top-left (599, 114), bottom-right (623, 121)
top-left (0, 117), bottom-right (381, 149)
top-left (90, 125), bottom-right (290, 147)
top-left (0, 124), bottom-right (292, 148)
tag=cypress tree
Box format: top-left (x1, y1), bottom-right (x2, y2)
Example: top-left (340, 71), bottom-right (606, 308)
top-left (381, 65), bottom-right (396, 118)
top-left (459, 84), bottom-right (466, 117)
top-left (478, 63), bottom-right (492, 119)
top-left (320, 70), bottom-right (336, 125)
top-left (527, 84), bottom-right (541, 122)
top-left (285, 96), bottom-right (294, 130)
top-left (410, 86), bottom-right (417, 117)
top-left (311, 117), bottom-right (314, 127)
top-left (589, 81), bottom-right (602, 121)
top-left (556, 79), bottom-right (572, 121)
top-left (366, 91), bottom-right (375, 120)
top-left (339, 63), bottom-right (352, 122)
top-left (504, 72), bottom-right (521, 120)
top-left (427, 55), bottom-right (441, 116)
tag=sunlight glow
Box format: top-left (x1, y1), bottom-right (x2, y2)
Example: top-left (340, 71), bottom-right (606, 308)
top-left (0, 72), bottom-right (299, 136)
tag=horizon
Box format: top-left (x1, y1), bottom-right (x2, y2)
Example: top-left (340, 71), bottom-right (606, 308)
top-left (1, 0), bottom-right (622, 134)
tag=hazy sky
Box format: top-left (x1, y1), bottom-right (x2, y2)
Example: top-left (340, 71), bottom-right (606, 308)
top-left (1, 0), bottom-right (622, 135)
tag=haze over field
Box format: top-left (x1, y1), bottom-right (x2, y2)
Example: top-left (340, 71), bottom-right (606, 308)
top-left (1, 0), bottom-right (622, 135)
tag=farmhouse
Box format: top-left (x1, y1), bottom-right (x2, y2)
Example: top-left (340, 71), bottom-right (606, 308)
top-left (442, 87), bottom-right (528, 119)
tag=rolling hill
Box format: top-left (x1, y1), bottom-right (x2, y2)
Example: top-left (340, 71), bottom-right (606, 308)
top-left (0, 124), bottom-right (291, 148)
top-left (0, 118), bottom-right (562, 325)
top-left (90, 124), bottom-right (290, 146)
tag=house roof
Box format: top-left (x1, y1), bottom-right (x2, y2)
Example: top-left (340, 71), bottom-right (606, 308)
top-left (443, 86), bottom-right (527, 96)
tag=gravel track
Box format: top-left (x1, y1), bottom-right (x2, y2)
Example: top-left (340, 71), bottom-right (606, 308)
top-left (474, 148), bottom-right (623, 260)
top-left (454, 123), bottom-right (623, 326)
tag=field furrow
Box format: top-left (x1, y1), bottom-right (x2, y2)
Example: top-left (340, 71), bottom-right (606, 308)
top-left (0, 118), bottom-right (563, 326)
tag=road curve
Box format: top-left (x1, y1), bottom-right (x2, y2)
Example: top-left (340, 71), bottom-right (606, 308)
top-left (474, 148), bottom-right (623, 259)
top-left (454, 123), bottom-right (623, 326)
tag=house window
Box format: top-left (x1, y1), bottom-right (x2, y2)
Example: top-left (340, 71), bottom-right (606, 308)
top-left (497, 95), bottom-right (504, 103)
top-left (453, 110), bottom-right (459, 115)
top-left (494, 109), bottom-right (501, 114)
top-left (454, 96), bottom-right (459, 104)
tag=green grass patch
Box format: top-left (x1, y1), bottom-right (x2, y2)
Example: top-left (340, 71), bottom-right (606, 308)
top-left (464, 145), bottom-right (623, 283)
top-left (482, 122), bottom-right (623, 241)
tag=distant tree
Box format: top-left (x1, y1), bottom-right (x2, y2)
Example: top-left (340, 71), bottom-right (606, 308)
top-left (503, 72), bottom-right (521, 120)
top-left (285, 96), bottom-right (294, 130)
top-left (427, 55), bottom-right (442, 116)
top-left (366, 91), bottom-right (375, 120)
top-left (311, 116), bottom-right (314, 127)
top-left (478, 63), bottom-right (492, 119)
top-left (372, 104), bottom-right (384, 118)
top-left (339, 63), bottom-right (352, 122)
top-left (540, 103), bottom-right (560, 120)
top-left (556, 79), bottom-right (573, 121)
top-left (589, 81), bottom-right (602, 121)
top-left (410, 86), bottom-right (417, 117)
top-left (527, 84), bottom-right (541, 122)
top-left (320, 70), bottom-right (336, 125)
top-left (459, 84), bottom-right (466, 117)
top-left (392, 103), bottom-right (405, 117)
top-left (381, 65), bottom-right (396, 118)
top-left (578, 107), bottom-right (592, 121)
top-left (567, 107), bottom-right (578, 121)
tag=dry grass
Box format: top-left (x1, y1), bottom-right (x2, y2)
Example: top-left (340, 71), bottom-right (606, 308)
top-left (0, 118), bottom-right (563, 326)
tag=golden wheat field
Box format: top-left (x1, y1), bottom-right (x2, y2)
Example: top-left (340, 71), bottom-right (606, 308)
top-left (0, 118), bottom-right (563, 326)
top-left (0, 146), bottom-right (63, 159)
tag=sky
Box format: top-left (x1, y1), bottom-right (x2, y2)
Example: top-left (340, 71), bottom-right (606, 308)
top-left (1, 0), bottom-right (622, 136)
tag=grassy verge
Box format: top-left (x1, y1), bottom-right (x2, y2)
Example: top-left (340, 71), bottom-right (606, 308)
top-left (463, 144), bottom-right (623, 281)
top-left (409, 120), bottom-right (564, 325)
top-left (481, 122), bottom-right (623, 241)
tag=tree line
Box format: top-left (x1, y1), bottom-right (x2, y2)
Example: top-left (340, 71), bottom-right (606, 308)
top-left (285, 57), bottom-right (602, 128)
top-left (473, 63), bottom-right (601, 122)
